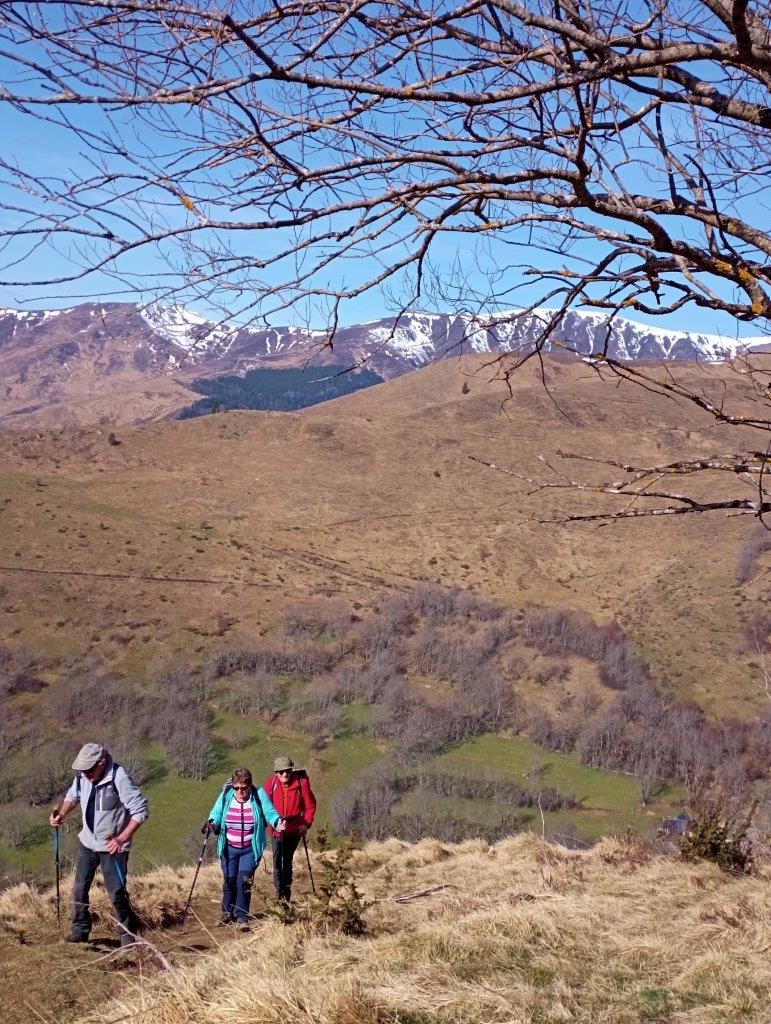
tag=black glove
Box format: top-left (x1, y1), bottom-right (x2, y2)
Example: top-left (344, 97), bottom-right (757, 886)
top-left (201, 819), bottom-right (217, 836)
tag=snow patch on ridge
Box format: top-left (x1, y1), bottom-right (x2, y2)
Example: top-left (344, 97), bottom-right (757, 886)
top-left (369, 319), bottom-right (436, 362)
top-left (140, 302), bottom-right (214, 351)
top-left (366, 308), bottom-right (766, 364)
top-left (0, 307), bottom-right (72, 322)
top-left (140, 301), bottom-right (247, 356)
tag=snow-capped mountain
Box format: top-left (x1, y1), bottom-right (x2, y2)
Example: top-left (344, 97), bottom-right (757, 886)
top-left (0, 300), bottom-right (767, 426)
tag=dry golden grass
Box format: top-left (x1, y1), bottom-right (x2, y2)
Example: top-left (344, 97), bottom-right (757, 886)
top-left (0, 862), bottom-right (223, 944)
top-left (8, 835), bottom-right (760, 1024)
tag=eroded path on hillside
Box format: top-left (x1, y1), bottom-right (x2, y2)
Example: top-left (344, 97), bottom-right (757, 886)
top-left (0, 867), bottom-right (289, 1024)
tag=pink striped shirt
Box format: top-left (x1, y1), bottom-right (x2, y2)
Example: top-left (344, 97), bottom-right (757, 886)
top-left (225, 799), bottom-right (255, 848)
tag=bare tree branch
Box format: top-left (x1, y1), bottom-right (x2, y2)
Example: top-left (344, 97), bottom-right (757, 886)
top-left (2, 2), bottom-right (771, 519)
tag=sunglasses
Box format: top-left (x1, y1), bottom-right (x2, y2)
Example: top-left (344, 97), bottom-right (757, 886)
top-left (232, 784), bottom-right (250, 791)
top-left (276, 769), bottom-right (292, 776)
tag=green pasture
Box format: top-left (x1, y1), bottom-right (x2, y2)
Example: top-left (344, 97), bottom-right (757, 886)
top-left (0, 727), bottom-right (681, 878)
top-left (435, 735), bottom-right (683, 839)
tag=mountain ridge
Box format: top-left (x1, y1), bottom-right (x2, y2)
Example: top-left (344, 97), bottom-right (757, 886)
top-left (1, 300), bottom-right (768, 426)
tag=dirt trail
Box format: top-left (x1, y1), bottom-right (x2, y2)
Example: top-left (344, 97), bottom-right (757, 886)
top-left (1, 872), bottom-right (293, 1024)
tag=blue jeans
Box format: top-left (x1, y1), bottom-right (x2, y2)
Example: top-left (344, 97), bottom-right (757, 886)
top-left (220, 845), bottom-right (257, 921)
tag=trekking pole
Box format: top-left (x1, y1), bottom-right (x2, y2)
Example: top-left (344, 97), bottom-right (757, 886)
top-left (302, 833), bottom-right (316, 895)
top-left (52, 809), bottom-right (61, 925)
top-left (181, 830), bottom-right (209, 927)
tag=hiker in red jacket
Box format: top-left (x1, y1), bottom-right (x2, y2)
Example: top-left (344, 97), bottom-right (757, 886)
top-left (263, 755), bottom-right (316, 902)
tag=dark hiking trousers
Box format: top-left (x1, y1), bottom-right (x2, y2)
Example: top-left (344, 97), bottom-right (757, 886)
top-left (271, 832), bottom-right (301, 900)
top-left (71, 841), bottom-right (138, 944)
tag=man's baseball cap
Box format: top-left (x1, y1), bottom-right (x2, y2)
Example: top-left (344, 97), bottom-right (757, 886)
top-left (72, 743), bottom-right (105, 771)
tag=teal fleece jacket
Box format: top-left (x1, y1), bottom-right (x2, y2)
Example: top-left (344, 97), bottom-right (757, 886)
top-left (207, 785), bottom-right (282, 861)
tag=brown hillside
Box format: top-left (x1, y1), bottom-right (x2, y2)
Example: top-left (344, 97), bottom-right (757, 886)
top-left (0, 356), bottom-right (766, 714)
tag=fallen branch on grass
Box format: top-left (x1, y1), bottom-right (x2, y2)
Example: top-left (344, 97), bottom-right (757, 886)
top-left (391, 885), bottom-right (449, 903)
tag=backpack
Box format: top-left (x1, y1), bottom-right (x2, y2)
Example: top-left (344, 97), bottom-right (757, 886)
top-left (267, 768), bottom-right (309, 817)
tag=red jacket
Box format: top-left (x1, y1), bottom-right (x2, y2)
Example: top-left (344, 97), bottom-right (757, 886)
top-left (263, 772), bottom-right (316, 837)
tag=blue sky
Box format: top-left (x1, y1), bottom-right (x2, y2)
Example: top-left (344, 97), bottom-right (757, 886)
top-left (0, 100), bottom-right (765, 343)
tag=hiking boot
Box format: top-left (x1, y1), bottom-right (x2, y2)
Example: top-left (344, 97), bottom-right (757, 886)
top-left (62, 934), bottom-right (89, 944)
top-left (216, 913), bottom-right (233, 927)
top-left (236, 920), bottom-right (250, 932)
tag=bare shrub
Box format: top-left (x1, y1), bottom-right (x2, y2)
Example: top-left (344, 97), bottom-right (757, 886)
top-left (326, 665), bottom-right (360, 703)
top-left (411, 627), bottom-right (489, 684)
top-left (209, 641), bottom-right (335, 679)
top-left (217, 669), bottom-right (284, 722)
top-left (22, 738), bottom-right (79, 805)
top-left (47, 673), bottom-right (154, 745)
top-left (598, 642), bottom-right (649, 690)
top-left (0, 646), bottom-right (47, 698)
top-left (165, 715), bottom-right (217, 780)
top-left (522, 607), bottom-right (649, 691)
top-left (502, 653), bottom-right (526, 681)
top-left (284, 642), bottom-right (338, 678)
top-left (736, 533), bottom-right (771, 584)
top-left (0, 705), bottom-right (39, 756)
top-left (578, 688), bottom-right (603, 715)
top-left (533, 660), bottom-right (570, 686)
top-left (576, 710), bottom-right (627, 769)
top-left (407, 583), bottom-right (461, 622)
top-left (1, 806), bottom-right (48, 849)
top-left (0, 766), bottom-right (19, 803)
top-left (282, 599), bottom-right (352, 640)
top-left (393, 799), bottom-right (526, 844)
top-left (331, 764), bottom-right (406, 837)
top-left (112, 745), bottom-right (157, 786)
top-left (299, 706), bottom-right (343, 740)
top-left (375, 594), bottom-right (415, 633)
top-left (473, 673), bottom-right (523, 732)
top-left (349, 616), bottom-right (398, 659)
top-left (356, 653), bottom-right (404, 702)
top-left (454, 590), bottom-right (503, 621)
top-left (528, 709), bottom-right (580, 753)
top-left (406, 584), bottom-right (504, 624)
top-left (736, 613), bottom-right (771, 656)
top-left (414, 765), bottom-right (577, 811)
top-left (150, 655), bottom-right (208, 699)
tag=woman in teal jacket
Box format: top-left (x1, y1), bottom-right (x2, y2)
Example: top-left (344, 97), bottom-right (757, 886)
top-left (205, 767), bottom-right (285, 930)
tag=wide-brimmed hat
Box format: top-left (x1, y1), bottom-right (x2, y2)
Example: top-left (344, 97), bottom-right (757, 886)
top-left (273, 755), bottom-right (294, 772)
top-left (72, 743), bottom-right (106, 771)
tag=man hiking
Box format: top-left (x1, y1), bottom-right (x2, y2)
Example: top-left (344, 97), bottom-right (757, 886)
top-left (49, 743), bottom-right (148, 946)
top-left (262, 755), bottom-right (316, 902)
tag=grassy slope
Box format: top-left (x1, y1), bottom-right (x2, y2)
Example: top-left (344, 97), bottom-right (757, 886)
top-left (0, 356), bottom-right (765, 717)
top-left (1, 835), bottom-right (768, 1024)
top-left (0, 356), bottom-right (767, 867)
